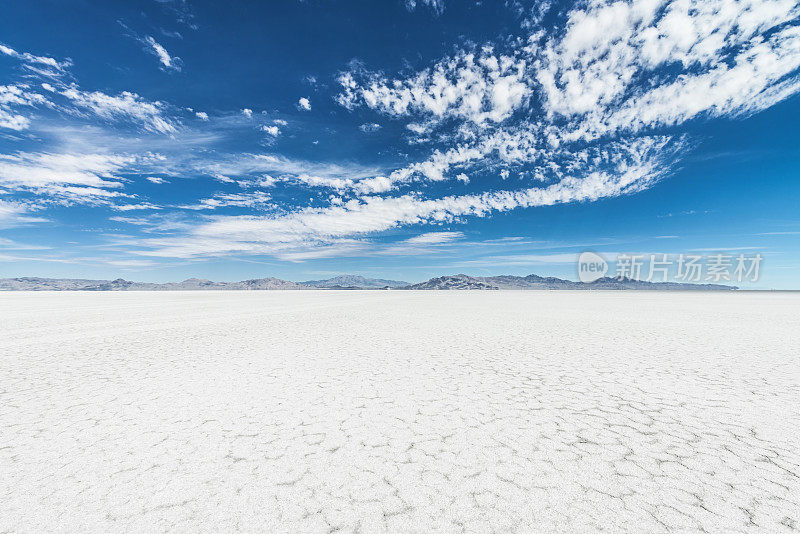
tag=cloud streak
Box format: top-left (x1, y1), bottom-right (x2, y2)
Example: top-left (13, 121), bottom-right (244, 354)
top-left (0, 43), bottom-right (70, 72)
top-left (58, 86), bottom-right (178, 133)
top-left (135, 135), bottom-right (679, 258)
top-left (144, 36), bottom-right (182, 72)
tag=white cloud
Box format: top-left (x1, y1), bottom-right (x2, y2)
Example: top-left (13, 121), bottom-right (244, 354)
top-left (293, 174), bottom-right (353, 189)
top-left (2, 44), bottom-right (179, 134)
top-left (338, 47), bottom-right (531, 126)
top-left (197, 153), bottom-right (382, 192)
top-left (261, 125), bottom-right (280, 137)
top-left (119, 22), bottom-right (182, 73)
top-left (0, 152), bottom-right (132, 190)
top-left (333, 0), bottom-right (800, 199)
top-left (0, 84), bottom-right (48, 108)
top-left (110, 216), bottom-right (150, 225)
top-left (0, 151), bottom-right (169, 205)
top-left (0, 43), bottom-right (70, 72)
top-left (241, 108), bottom-right (253, 118)
top-left (603, 26), bottom-right (800, 134)
top-left (178, 191), bottom-right (274, 211)
top-left (535, 0), bottom-right (800, 140)
top-left (359, 122), bottom-right (382, 133)
top-left (298, 97), bottom-right (311, 110)
top-left (60, 86), bottom-right (178, 133)
top-left (0, 42), bottom-right (183, 138)
top-left (404, 0), bottom-right (445, 16)
top-left (378, 231), bottom-right (466, 256)
top-left (405, 231), bottom-right (464, 244)
top-left (0, 84), bottom-right (50, 130)
top-left (195, 111), bottom-right (209, 120)
top-left (113, 202), bottom-right (162, 211)
top-left (352, 176), bottom-right (393, 194)
top-left (146, 176), bottom-right (168, 184)
top-left (135, 137), bottom-right (678, 258)
top-left (0, 199), bottom-right (48, 228)
top-left (144, 36), bottom-right (181, 71)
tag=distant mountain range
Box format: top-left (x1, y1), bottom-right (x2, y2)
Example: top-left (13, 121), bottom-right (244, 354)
top-left (0, 277), bottom-right (304, 291)
top-left (0, 274), bottom-right (736, 291)
top-left (404, 273), bottom-right (736, 290)
top-left (405, 275), bottom-right (499, 290)
top-left (298, 274), bottom-right (409, 289)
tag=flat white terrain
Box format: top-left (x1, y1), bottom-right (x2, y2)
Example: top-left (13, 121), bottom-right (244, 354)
top-left (1, 291), bottom-right (799, 533)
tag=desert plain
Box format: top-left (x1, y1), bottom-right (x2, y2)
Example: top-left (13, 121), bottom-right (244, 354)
top-left (1, 291), bottom-right (798, 533)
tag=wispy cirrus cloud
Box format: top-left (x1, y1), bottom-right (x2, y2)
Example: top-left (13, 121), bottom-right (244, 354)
top-left (0, 151), bottom-right (145, 204)
top-left (377, 231), bottom-right (466, 256)
top-left (1, 42), bottom-right (179, 135)
top-left (0, 84), bottom-right (51, 130)
top-left (359, 122), bottom-right (381, 133)
top-left (0, 199), bottom-right (49, 228)
top-left (57, 85), bottom-right (179, 133)
top-left (177, 191), bottom-right (274, 211)
top-left (404, 231), bottom-right (464, 245)
top-left (133, 136), bottom-right (678, 258)
top-left (143, 36), bottom-right (182, 72)
top-left (119, 21), bottom-right (183, 72)
top-left (196, 153), bottom-right (383, 191)
top-left (404, 0), bottom-right (445, 16)
top-left (0, 43), bottom-right (71, 72)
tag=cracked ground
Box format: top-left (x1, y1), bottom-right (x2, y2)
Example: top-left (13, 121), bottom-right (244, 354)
top-left (1, 291), bottom-right (799, 533)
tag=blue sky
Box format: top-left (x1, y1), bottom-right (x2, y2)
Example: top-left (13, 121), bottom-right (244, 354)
top-left (1, 0), bottom-right (799, 287)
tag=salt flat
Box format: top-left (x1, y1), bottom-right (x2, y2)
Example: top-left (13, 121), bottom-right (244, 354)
top-left (1, 291), bottom-right (799, 533)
